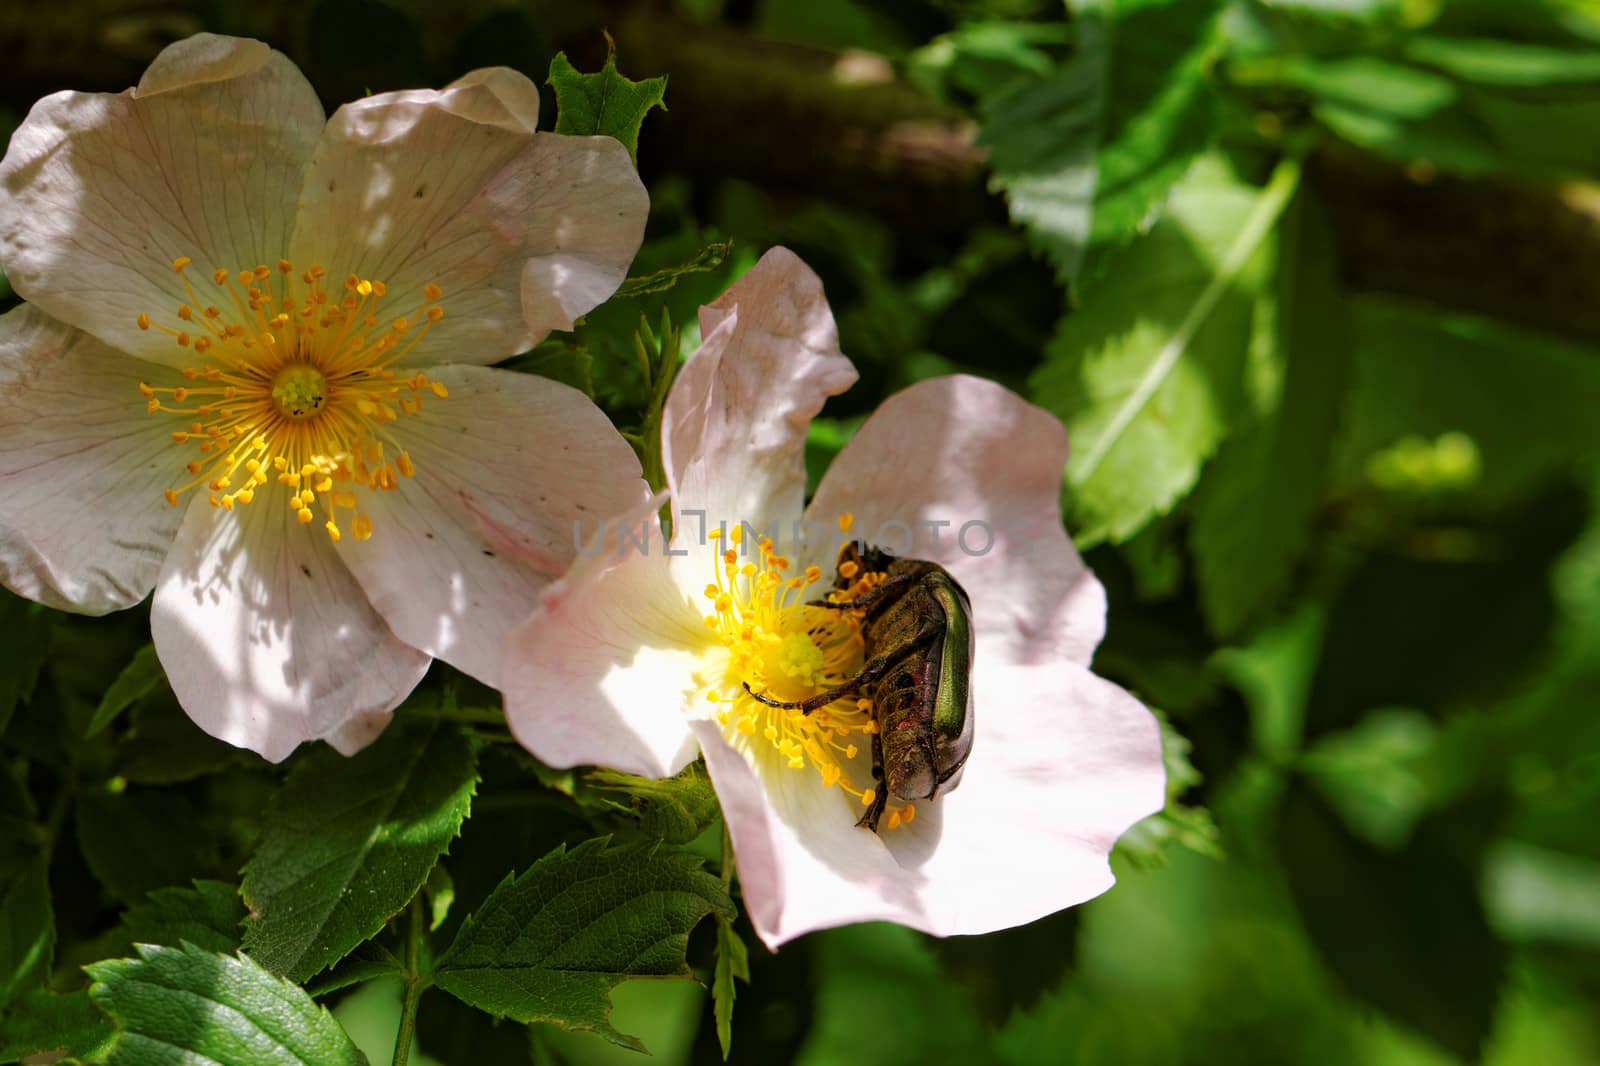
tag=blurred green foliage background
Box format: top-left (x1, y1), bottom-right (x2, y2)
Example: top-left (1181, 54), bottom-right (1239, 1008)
top-left (2, 0), bottom-right (1599, 1063)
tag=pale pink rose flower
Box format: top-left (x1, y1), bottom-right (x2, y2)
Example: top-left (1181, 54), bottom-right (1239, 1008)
top-left (503, 247), bottom-right (1165, 948)
top-left (0, 34), bottom-right (652, 760)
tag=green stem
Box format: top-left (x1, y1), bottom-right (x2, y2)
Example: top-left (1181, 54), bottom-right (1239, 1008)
top-left (720, 817), bottom-right (736, 888)
top-left (392, 894), bottom-right (426, 1066)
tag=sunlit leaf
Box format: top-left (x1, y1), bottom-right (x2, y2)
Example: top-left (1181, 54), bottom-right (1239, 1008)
top-left (242, 716), bottom-right (478, 982)
top-left (87, 943), bottom-right (369, 1064)
top-left (432, 838), bottom-right (732, 1052)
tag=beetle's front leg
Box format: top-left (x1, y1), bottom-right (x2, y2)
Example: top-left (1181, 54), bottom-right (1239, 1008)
top-left (742, 639), bottom-right (927, 714)
top-left (856, 728), bottom-right (888, 832)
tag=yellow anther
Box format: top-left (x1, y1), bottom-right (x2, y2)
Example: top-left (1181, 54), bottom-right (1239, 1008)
top-left (430, 381), bottom-right (448, 398)
top-left (396, 452), bottom-right (415, 478)
top-left (253, 264), bottom-right (271, 280)
top-left (236, 488), bottom-right (254, 505)
top-left (173, 256), bottom-right (192, 272)
top-left (353, 514), bottom-right (373, 540)
top-left (136, 313), bottom-right (151, 330)
top-left (297, 507), bottom-right (314, 525)
top-left (887, 810), bottom-right (902, 830)
top-left (839, 512), bottom-right (855, 532)
top-left (278, 259), bottom-right (293, 274)
top-left (426, 307), bottom-right (444, 323)
top-left (170, 432), bottom-right (189, 444)
top-left (213, 268), bottom-right (229, 284)
top-left (177, 305), bottom-right (193, 320)
top-left (138, 382), bottom-right (155, 398)
top-left (424, 283), bottom-right (442, 300)
top-left (901, 804), bottom-right (916, 825)
top-left (730, 526), bottom-right (744, 545)
top-left (861, 788), bottom-right (877, 808)
top-left (163, 489), bottom-right (179, 507)
top-left (325, 520), bottom-right (341, 542)
top-left (839, 560), bottom-right (859, 579)
top-left (356, 279), bottom-right (373, 297)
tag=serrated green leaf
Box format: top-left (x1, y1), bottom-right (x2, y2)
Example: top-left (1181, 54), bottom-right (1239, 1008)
top-left (86, 943), bottom-right (369, 1065)
top-left (86, 644), bottom-right (162, 738)
top-left (586, 762), bottom-right (721, 844)
top-left (548, 49), bottom-right (667, 163)
top-left (0, 862), bottom-right (51, 1009)
top-left (303, 941), bottom-right (402, 999)
top-left (712, 917), bottom-right (749, 1060)
top-left (1189, 190), bottom-right (1349, 637)
top-left (76, 788), bottom-right (213, 904)
top-left (1031, 153), bottom-right (1297, 545)
top-left (980, 0), bottom-right (1221, 286)
top-left (0, 591), bottom-right (50, 737)
top-left (0, 986), bottom-right (116, 1064)
top-left (116, 880), bottom-right (243, 956)
top-left (433, 838), bottom-right (734, 1052)
top-left (242, 716), bottom-right (477, 982)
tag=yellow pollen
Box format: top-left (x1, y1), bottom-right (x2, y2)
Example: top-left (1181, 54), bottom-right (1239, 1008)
top-left (136, 257), bottom-right (449, 541)
top-left (699, 533), bottom-right (893, 813)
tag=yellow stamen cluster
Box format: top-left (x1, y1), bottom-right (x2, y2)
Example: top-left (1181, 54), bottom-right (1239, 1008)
top-left (137, 257), bottom-right (447, 540)
top-left (700, 514), bottom-right (916, 830)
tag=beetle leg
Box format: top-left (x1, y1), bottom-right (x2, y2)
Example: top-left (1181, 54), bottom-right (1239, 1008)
top-left (742, 675), bottom-right (865, 714)
top-left (805, 571), bottom-right (918, 613)
top-left (741, 636), bottom-right (929, 714)
top-left (856, 728), bottom-right (888, 832)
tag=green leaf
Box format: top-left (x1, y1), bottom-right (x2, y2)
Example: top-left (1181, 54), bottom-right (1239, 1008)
top-left (1404, 35), bottom-right (1600, 87)
top-left (0, 862), bottom-right (52, 1008)
top-left (242, 716), bottom-right (478, 982)
top-left (796, 925), bottom-right (987, 1066)
top-left (86, 943), bottom-right (370, 1065)
top-left (980, 0), bottom-right (1221, 285)
top-left (113, 686), bottom-right (247, 785)
top-left (116, 880), bottom-right (243, 956)
top-left (432, 838), bottom-right (734, 1052)
top-left (1188, 190), bottom-right (1349, 637)
top-left (712, 917), bottom-right (749, 1060)
top-left (76, 788), bottom-right (213, 904)
top-left (0, 591), bottom-right (51, 737)
top-left (503, 343), bottom-right (596, 399)
top-left (548, 48), bottom-right (667, 163)
top-left (303, 942), bottom-right (403, 999)
top-left (586, 762), bottom-right (722, 844)
top-left (0, 987), bottom-right (116, 1064)
top-left (1335, 299), bottom-right (1600, 507)
top-left (1277, 782), bottom-right (1506, 1060)
top-left (86, 644), bottom-right (163, 738)
top-left (1031, 153), bottom-right (1298, 545)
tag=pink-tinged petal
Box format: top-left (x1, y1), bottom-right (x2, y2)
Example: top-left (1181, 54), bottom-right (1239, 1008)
top-left (336, 364), bottom-right (650, 687)
top-left (504, 499), bottom-right (709, 779)
top-left (0, 34), bottom-right (323, 369)
top-left (879, 660), bottom-right (1164, 935)
top-left (662, 247), bottom-right (857, 536)
top-left (696, 658), bottom-right (1163, 948)
top-left (289, 69), bottom-right (648, 365)
top-left (151, 491), bottom-right (430, 762)
top-left (807, 374), bottom-right (1105, 667)
top-left (0, 305), bottom-right (183, 613)
top-left (691, 721), bottom-right (924, 950)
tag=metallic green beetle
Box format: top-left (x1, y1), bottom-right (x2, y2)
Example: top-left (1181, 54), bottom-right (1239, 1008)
top-left (745, 543), bottom-right (975, 832)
